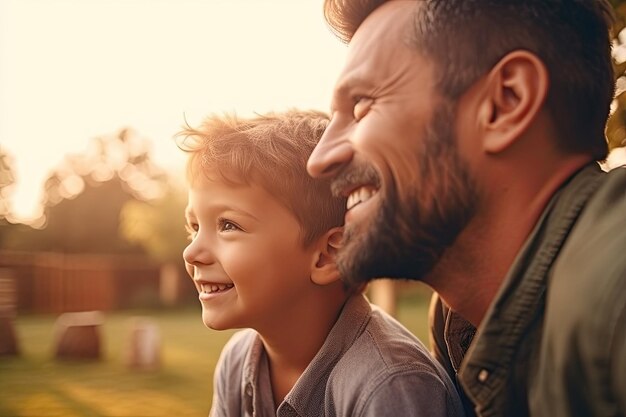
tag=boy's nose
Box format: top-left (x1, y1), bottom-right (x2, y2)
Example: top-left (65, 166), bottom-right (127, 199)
top-left (307, 122), bottom-right (354, 179)
top-left (183, 238), bottom-right (214, 269)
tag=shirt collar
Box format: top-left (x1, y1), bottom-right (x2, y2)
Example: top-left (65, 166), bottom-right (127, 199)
top-left (241, 335), bottom-right (276, 416)
top-left (281, 294), bottom-right (372, 416)
top-left (444, 308), bottom-right (476, 372)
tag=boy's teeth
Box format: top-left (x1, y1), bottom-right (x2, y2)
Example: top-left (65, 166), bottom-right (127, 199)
top-left (201, 283), bottom-right (234, 294)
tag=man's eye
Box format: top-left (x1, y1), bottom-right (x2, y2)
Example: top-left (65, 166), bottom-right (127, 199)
top-left (353, 97), bottom-right (373, 121)
top-left (218, 218), bottom-right (241, 232)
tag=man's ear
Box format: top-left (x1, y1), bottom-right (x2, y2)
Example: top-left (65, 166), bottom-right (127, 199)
top-left (478, 50), bottom-right (549, 154)
top-left (310, 227), bottom-right (343, 286)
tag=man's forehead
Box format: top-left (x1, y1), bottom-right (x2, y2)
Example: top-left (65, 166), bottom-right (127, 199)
top-left (345, 0), bottom-right (420, 69)
top-left (333, 1), bottom-right (422, 95)
top-left (353, 0), bottom-right (418, 43)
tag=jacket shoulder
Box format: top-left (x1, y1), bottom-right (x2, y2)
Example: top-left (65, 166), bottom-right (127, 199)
top-left (536, 167), bottom-right (626, 415)
top-left (550, 166), bottom-right (626, 315)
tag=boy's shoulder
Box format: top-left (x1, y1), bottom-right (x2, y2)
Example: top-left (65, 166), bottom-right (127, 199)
top-left (223, 328), bottom-right (257, 350)
top-left (211, 330), bottom-right (264, 417)
top-left (333, 299), bottom-right (447, 380)
top-left (318, 296), bottom-right (464, 416)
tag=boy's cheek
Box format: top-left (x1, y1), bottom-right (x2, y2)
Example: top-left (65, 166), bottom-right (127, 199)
top-left (185, 263), bottom-right (194, 278)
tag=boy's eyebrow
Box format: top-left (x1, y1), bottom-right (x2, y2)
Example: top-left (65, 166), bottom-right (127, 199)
top-left (185, 204), bottom-right (261, 222)
top-left (220, 206), bottom-right (260, 222)
top-left (184, 206), bottom-right (194, 221)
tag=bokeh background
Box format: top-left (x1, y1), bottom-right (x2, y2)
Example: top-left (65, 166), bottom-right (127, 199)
top-left (2, 1), bottom-right (626, 416)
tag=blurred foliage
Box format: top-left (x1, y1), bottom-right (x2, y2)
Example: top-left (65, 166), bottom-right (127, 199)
top-left (42, 127), bottom-right (168, 209)
top-left (3, 128), bottom-right (172, 254)
top-left (120, 186), bottom-right (189, 264)
top-left (0, 146), bottom-right (16, 221)
top-left (0, 147), bottom-right (21, 251)
top-left (34, 179), bottom-right (146, 254)
top-left (608, 0), bottom-right (626, 149)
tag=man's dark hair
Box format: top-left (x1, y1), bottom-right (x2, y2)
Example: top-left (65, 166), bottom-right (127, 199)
top-left (324, 0), bottom-right (615, 160)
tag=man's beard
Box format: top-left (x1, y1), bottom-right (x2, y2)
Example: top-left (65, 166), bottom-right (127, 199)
top-left (336, 103), bottom-right (478, 286)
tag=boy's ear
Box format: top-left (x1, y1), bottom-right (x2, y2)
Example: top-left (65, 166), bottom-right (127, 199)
top-left (310, 227), bottom-right (343, 286)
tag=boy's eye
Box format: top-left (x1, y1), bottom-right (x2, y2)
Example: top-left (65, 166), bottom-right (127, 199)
top-left (353, 96), bottom-right (373, 121)
top-left (185, 223), bottom-right (199, 240)
top-left (218, 218), bottom-right (241, 232)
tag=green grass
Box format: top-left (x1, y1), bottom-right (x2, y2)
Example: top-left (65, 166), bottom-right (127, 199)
top-left (396, 284), bottom-right (432, 343)
top-left (0, 286), bottom-right (431, 417)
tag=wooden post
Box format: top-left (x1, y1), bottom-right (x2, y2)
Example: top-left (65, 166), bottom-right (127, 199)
top-left (125, 317), bottom-right (161, 371)
top-left (368, 279), bottom-right (397, 317)
top-left (0, 268), bottom-right (19, 355)
top-left (53, 311), bottom-right (104, 360)
top-left (159, 262), bottom-right (179, 307)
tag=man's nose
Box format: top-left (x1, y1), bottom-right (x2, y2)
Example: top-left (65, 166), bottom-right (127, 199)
top-left (307, 121), bottom-right (354, 178)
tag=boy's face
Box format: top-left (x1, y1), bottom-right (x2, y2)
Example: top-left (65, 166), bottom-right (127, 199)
top-left (183, 175), bottom-right (318, 331)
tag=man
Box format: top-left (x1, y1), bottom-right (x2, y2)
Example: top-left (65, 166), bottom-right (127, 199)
top-left (307, 1), bottom-right (626, 416)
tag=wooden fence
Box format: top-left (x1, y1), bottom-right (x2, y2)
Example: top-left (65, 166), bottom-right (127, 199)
top-left (0, 251), bottom-right (192, 314)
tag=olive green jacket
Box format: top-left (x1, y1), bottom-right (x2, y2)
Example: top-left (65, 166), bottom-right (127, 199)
top-left (430, 164), bottom-right (626, 417)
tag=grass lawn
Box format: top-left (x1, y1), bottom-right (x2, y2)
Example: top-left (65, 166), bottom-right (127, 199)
top-left (0, 284), bottom-right (432, 417)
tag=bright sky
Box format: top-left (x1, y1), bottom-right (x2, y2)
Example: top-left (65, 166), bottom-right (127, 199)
top-left (0, 0), bottom-right (348, 222)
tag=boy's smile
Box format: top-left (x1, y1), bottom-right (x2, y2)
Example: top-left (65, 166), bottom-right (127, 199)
top-left (197, 282), bottom-right (234, 299)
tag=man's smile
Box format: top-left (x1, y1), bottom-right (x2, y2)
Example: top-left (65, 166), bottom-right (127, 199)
top-left (346, 185), bottom-right (378, 211)
top-left (330, 159), bottom-right (382, 214)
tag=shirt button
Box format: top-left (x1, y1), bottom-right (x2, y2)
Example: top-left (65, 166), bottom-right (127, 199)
top-left (245, 383), bottom-right (253, 397)
top-left (478, 369), bottom-right (489, 383)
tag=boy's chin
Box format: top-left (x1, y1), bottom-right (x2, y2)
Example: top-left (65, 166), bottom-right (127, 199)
top-left (201, 313), bottom-right (231, 331)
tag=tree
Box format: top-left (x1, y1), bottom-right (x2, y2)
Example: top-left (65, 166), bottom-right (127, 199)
top-left (31, 128), bottom-right (171, 254)
top-left (608, 0), bottom-right (626, 151)
top-left (0, 147), bottom-right (18, 247)
top-left (120, 184), bottom-right (189, 264)
top-left (0, 147), bottom-right (15, 221)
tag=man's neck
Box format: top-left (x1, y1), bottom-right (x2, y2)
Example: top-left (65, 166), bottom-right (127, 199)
top-left (427, 157), bottom-right (592, 327)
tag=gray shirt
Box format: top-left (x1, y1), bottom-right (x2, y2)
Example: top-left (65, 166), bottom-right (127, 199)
top-left (209, 294), bottom-right (465, 417)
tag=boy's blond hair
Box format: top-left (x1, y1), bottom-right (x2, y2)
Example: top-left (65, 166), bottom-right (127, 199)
top-left (178, 109), bottom-right (346, 246)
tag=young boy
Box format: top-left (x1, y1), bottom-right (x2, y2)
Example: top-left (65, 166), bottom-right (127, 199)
top-left (179, 110), bottom-right (464, 417)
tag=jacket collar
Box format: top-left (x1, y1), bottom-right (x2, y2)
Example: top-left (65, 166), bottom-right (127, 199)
top-left (458, 163), bottom-right (605, 412)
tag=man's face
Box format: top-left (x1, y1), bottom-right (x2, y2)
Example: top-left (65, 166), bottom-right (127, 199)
top-left (307, 1), bottom-right (477, 285)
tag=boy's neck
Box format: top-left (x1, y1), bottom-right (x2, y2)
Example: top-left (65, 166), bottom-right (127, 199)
top-left (258, 288), bottom-right (350, 408)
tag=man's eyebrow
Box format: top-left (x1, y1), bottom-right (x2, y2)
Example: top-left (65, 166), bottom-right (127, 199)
top-left (331, 79), bottom-right (357, 113)
top-left (332, 74), bottom-right (376, 109)
top-left (335, 75), bottom-right (359, 97)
